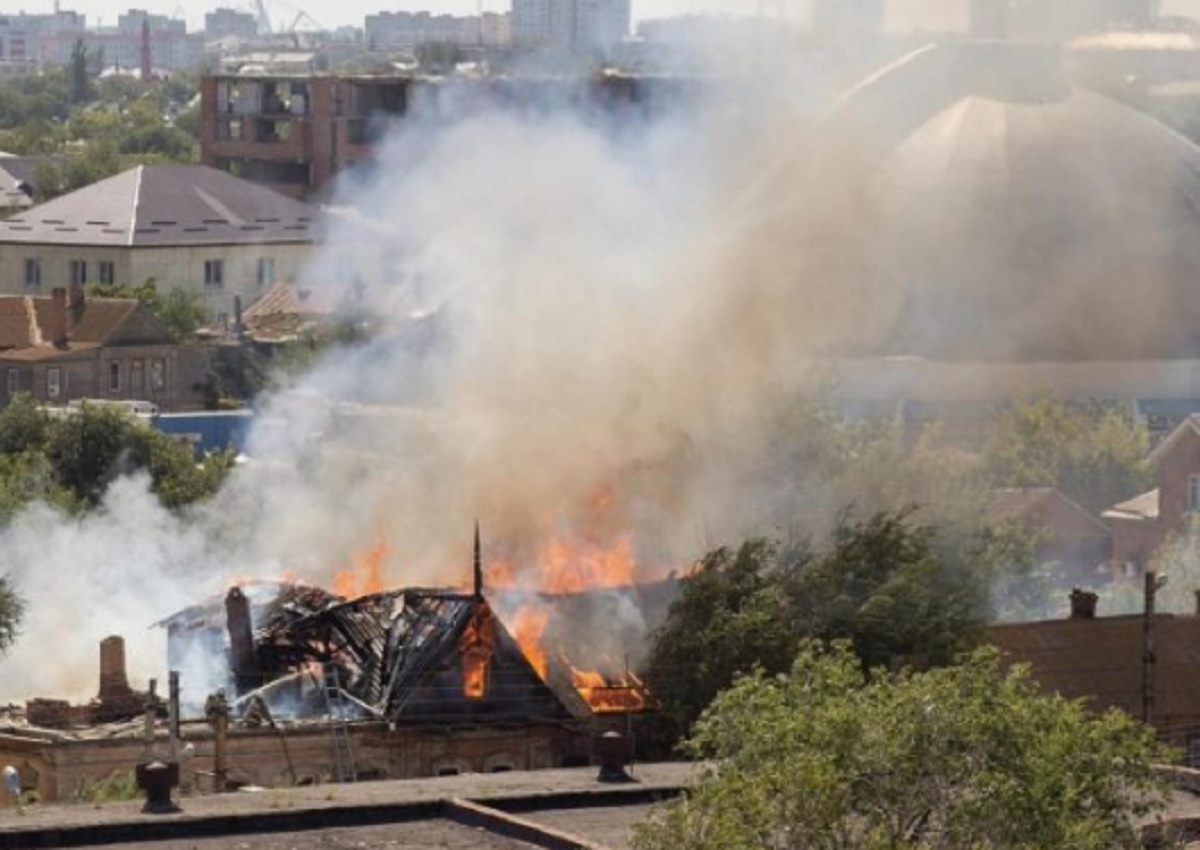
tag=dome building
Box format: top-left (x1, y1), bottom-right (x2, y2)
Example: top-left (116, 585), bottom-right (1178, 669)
top-left (822, 42), bottom-right (1200, 359)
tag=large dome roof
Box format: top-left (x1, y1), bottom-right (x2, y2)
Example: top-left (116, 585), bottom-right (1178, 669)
top-left (818, 44), bottom-right (1200, 359)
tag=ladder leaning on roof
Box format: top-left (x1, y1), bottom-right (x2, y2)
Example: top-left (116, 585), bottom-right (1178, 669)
top-left (322, 664), bottom-right (357, 783)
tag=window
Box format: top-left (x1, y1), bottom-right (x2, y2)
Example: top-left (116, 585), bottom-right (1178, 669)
top-left (46, 367), bottom-right (60, 400)
top-left (256, 257), bottom-right (275, 287)
top-left (108, 362), bottom-right (120, 393)
top-left (1190, 475), bottom-right (1200, 513)
top-left (204, 260), bottom-right (224, 289)
top-left (6, 369), bottom-right (17, 396)
top-left (150, 359), bottom-right (165, 393)
top-left (98, 261), bottom-right (115, 285)
top-left (69, 260), bottom-right (87, 286)
top-left (218, 118), bottom-right (242, 141)
top-left (23, 258), bottom-right (40, 290)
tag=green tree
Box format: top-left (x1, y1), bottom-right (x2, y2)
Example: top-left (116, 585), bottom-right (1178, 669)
top-left (985, 398), bottom-right (1151, 515)
top-left (634, 642), bottom-right (1170, 850)
top-left (87, 280), bottom-right (208, 341)
top-left (0, 393), bottom-right (51, 456)
top-left (641, 538), bottom-right (797, 741)
top-left (788, 510), bottom-right (987, 670)
top-left (642, 511), bottom-right (989, 742)
top-left (44, 402), bottom-right (233, 509)
top-left (69, 39), bottom-right (92, 104)
top-left (0, 576), bottom-right (22, 655)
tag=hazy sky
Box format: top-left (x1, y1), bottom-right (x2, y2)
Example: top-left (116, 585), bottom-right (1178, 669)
top-left (27, 0), bottom-right (794, 32)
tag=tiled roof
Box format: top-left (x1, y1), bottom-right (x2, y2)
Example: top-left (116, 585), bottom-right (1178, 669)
top-left (0, 165), bottom-right (319, 248)
top-left (0, 294), bottom-right (163, 360)
top-left (987, 487), bottom-right (1111, 538)
top-left (1149, 413), bottom-right (1200, 465)
top-left (0, 297), bottom-right (42, 349)
top-left (68, 299), bottom-right (140, 344)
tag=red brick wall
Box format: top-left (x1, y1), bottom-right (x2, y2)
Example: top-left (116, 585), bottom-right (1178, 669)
top-left (1157, 428), bottom-right (1200, 538)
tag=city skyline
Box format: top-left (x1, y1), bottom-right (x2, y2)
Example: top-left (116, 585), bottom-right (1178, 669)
top-left (7, 0), bottom-right (804, 34)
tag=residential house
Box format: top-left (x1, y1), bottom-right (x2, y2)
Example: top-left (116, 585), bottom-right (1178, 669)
top-left (1105, 414), bottom-right (1200, 580)
top-left (986, 486), bottom-right (1112, 585)
top-left (990, 589), bottom-right (1200, 760)
top-left (0, 164), bottom-right (318, 321)
top-left (0, 285), bottom-right (210, 411)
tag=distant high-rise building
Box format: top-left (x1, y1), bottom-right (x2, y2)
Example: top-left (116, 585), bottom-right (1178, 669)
top-left (205, 7), bottom-right (258, 41)
top-left (365, 10), bottom-right (510, 52)
top-left (511, 0), bottom-right (629, 56)
top-left (85, 9), bottom-right (202, 72)
top-left (0, 11), bottom-right (86, 69)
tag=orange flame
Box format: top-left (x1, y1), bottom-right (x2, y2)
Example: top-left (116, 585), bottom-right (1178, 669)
top-left (537, 533), bottom-right (636, 593)
top-left (333, 541), bottom-right (390, 600)
top-left (569, 663), bottom-right (648, 713)
top-left (488, 534), bottom-right (637, 594)
top-left (508, 606), bottom-right (550, 680)
top-left (459, 607), bottom-right (497, 699)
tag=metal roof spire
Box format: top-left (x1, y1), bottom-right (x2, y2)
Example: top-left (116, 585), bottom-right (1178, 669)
top-left (473, 520), bottom-right (483, 599)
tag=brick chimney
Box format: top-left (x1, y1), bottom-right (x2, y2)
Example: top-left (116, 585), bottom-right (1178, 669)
top-left (68, 282), bottom-right (85, 326)
top-left (225, 587), bottom-right (258, 694)
top-left (98, 635), bottom-right (132, 699)
top-left (1069, 588), bottom-right (1098, 620)
top-left (49, 287), bottom-right (68, 348)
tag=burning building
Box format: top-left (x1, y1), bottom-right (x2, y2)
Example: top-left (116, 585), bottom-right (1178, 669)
top-left (0, 533), bottom-right (665, 803)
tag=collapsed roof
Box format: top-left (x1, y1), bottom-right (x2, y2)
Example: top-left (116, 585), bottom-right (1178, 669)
top-left (234, 585), bottom-right (586, 724)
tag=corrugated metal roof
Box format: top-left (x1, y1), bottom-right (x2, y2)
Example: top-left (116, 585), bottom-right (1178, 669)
top-left (0, 165), bottom-right (319, 248)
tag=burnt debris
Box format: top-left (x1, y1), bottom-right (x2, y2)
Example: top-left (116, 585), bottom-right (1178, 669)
top-left (225, 585), bottom-right (583, 725)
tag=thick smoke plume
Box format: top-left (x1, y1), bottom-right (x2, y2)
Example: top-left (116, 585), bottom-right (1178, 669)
top-left (4, 16), bottom-right (1198, 702)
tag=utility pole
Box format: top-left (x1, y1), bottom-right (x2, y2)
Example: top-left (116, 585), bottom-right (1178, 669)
top-left (1142, 570), bottom-right (1168, 725)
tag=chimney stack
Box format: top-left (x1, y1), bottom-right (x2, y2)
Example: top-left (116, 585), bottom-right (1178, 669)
top-left (68, 282), bottom-right (85, 325)
top-left (139, 17), bottom-right (152, 83)
top-left (99, 635), bottom-right (131, 699)
top-left (1069, 588), bottom-right (1098, 620)
top-left (225, 587), bottom-right (258, 694)
top-left (49, 287), bottom-right (68, 347)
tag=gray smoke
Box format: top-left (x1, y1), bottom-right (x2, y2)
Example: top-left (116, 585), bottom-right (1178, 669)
top-left (2, 13), bottom-right (1194, 701)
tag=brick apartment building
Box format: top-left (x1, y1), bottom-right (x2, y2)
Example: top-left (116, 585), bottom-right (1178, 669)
top-left (200, 72), bottom-right (698, 200)
top-left (200, 73), bottom-right (411, 200)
